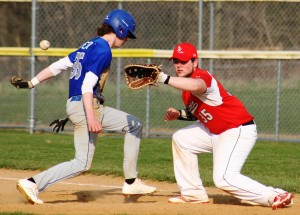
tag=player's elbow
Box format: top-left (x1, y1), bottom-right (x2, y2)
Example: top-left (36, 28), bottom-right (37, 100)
top-left (190, 79), bottom-right (207, 94)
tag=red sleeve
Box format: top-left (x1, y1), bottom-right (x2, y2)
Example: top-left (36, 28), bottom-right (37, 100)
top-left (192, 69), bottom-right (212, 87)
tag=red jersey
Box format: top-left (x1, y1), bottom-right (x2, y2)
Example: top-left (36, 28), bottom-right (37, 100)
top-left (182, 68), bottom-right (254, 134)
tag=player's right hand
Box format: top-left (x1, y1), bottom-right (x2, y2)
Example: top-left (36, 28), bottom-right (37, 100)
top-left (164, 107), bottom-right (180, 121)
top-left (10, 76), bottom-right (33, 89)
top-left (87, 117), bottom-right (102, 134)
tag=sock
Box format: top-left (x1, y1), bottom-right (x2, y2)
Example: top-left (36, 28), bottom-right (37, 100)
top-left (125, 178), bottom-right (136, 185)
top-left (27, 177), bottom-right (36, 184)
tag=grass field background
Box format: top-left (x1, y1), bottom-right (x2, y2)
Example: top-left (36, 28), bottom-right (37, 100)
top-left (0, 129), bottom-right (299, 194)
top-left (1, 77), bottom-right (300, 139)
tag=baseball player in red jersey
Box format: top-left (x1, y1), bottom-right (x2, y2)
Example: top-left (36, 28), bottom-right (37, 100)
top-left (156, 42), bottom-right (294, 209)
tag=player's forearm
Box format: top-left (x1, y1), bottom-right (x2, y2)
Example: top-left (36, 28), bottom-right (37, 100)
top-left (82, 93), bottom-right (96, 120)
top-left (34, 67), bottom-right (55, 83)
top-left (82, 92), bottom-right (102, 133)
top-left (168, 76), bottom-right (207, 93)
top-left (158, 72), bottom-right (207, 93)
top-left (24, 67), bottom-right (55, 88)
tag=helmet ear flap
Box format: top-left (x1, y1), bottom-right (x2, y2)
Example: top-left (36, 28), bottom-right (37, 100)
top-left (117, 26), bottom-right (126, 38)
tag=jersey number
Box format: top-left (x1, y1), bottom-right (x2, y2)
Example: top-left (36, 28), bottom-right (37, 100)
top-left (198, 109), bottom-right (213, 123)
top-left (70, 52), bottom-right (85, 80)
top-left (70, 42), bottom-right (93, 80)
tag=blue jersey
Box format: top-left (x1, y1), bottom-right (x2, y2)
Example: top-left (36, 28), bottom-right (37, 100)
top-left (68, 37), bottom-right (112, 98)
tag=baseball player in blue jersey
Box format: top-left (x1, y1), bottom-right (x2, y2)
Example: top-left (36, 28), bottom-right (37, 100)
top-left (11, 9), bottom-right (156, 204)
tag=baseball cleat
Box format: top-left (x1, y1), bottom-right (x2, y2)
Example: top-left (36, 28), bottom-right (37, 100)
top-left (17, 178), bottom-right (44, 204)
top-left (272, 192), bottom-right (294, 210)
top-left (168, 195), bottom-right (209, 204)
top-left (122, 178), bottom-right (156, 196)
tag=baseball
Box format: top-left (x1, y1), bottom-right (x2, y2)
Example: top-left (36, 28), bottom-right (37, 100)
top-left (39, 40), bottom-right (50, 50)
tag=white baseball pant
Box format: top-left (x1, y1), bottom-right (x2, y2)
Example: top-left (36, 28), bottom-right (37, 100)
top-left (172, 122), bottom-right (286, 206)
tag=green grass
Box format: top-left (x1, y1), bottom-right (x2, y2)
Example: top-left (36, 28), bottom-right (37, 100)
top-left (1, 79), bottom-right (300, 137)
top-left (0, 129), bottom-right (299, 193)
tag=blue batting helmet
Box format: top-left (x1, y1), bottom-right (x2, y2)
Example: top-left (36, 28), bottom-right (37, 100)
top-left (103, 9), bottom-right (136, 39)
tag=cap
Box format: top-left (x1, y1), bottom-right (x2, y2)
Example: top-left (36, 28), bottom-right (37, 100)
top-left (169, 42), bottom-right (198, 61)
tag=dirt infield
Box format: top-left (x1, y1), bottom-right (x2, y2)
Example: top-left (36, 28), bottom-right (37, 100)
top-left (0, 169), bottom-right (298, 215)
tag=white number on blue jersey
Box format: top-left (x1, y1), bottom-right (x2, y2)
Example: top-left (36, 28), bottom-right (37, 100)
top-left (81, 41), bottom-right (93, 50)
top-left (70, 52), bottom-right (85, 80)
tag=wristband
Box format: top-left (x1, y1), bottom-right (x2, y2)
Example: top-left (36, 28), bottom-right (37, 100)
top-left (164, 76), bottom-right (170, 84)
top-left (30, 77), bottom-right (40, 86)
top-left (178, 110), bottom-right (182, 118)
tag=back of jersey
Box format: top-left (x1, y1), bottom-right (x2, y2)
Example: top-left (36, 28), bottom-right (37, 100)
top-left (67, 37), bottom-right (112, 98)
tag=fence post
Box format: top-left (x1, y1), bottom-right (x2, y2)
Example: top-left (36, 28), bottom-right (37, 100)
top-left (117, 58), bottom-right (122, 110)
top-left (145, 58), bottom-right (151, 137)
top-left (198, 0), bottom-right (203, 67)
top-left (116, 2), bottom-right (123, 110)
top-left (275, 60), bottom-right (282, 141)
top-left (209, 1), bottom-right (214, 74)
top-left (29, 0), bottom-right (37, 134)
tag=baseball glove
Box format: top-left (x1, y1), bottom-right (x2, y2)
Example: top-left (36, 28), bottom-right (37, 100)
top-left (124, 64), bottom-right (162, 90)
top-left (11, 76), bottom-right (34, 89)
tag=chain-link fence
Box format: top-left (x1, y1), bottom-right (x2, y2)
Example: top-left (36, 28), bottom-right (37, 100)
top-left (1, 0), bottom-right (300, 142)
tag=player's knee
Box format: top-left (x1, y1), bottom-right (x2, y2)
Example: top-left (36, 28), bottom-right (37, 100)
top-left (172, 130), bottom-right (186, 145)
top-left (126, 116), bottom-right (143, 133)
top-left (73, 157), bottom-right (93, 172)
top-left (213, 173), bottom-right (234, 190)
top-left (172, 130), bottom-right (181, 142)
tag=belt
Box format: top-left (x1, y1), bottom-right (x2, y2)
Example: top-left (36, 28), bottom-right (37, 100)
top-left (242, 120), bottom-right (255, 126)
top-left (70, 95), bottom-right (82, 102)
top-left (70, 95), bottom-right (104, 104)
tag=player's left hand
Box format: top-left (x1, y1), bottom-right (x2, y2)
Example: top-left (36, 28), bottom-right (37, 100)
top-left (49, 117), bottom-right (69, 133)
top-left (124, 64), bottom-right (163, 89)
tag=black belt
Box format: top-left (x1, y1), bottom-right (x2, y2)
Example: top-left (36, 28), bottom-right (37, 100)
top-left (242, 120), bottom-right (255, 126)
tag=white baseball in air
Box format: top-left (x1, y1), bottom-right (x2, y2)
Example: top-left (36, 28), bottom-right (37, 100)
top-left (39, 40), bottom-right (50, 50)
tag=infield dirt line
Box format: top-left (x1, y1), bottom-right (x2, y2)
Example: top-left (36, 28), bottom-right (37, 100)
top-left (0, 176), bottom-right (170, 192)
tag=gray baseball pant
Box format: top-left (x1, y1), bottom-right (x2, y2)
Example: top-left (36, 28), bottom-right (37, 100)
top-left (34, 97), bottom-right (142, 192)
